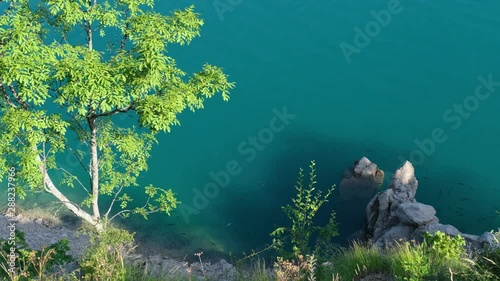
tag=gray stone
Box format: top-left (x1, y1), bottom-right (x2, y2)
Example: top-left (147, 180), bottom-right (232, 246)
top-left (375, 225), bottom-right (413, 248)
top-left (361, 159), bottom-right (496, 255)
top-left (387, 161), bottom-right (418, 203)
top-left (479, 232), bottom-right (499, 249)
top-left (354, 157), bottom-right (380, 180)
top-left (421, 224), bottom-right (461, 237)
top-left (364, 161), bottom-right (421, 243)
top-left (339, 157), bottom-right (384, 201)
top-left (395, 203), bottom-right (437, 226)
top-left (461, 234), bottom-right (480, 242)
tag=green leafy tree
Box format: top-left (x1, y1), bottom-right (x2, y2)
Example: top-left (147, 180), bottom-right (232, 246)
top-left (0, 0), bottom-right (235, 231)
top-left (271, 160), bottom-right (339, 258)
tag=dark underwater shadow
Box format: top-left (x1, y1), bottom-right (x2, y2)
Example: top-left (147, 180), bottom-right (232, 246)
top-left (209, 128), bottom-right (419, 255)
top-left (112, 127), bottom-right (500, 260)
top-left (210, 128), bottom-right (500, 256)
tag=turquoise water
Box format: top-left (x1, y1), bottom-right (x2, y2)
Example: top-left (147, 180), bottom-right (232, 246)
top-left (133, 0), bottom-right (500, 256)
top-left (4, 0), bottom-right (500, 259)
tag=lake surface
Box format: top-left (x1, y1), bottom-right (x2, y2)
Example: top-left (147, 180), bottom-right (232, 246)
top-left (4, 0), bottom-right (500, 259)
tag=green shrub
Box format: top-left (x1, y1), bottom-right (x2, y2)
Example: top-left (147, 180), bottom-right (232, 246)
top-left (389, 241), bottom-right (430, 281)
top-left (423, 231), bottom-right (465, 263)
top-left (80, 227), bottom-right (135, 281)
top-left (422, 231), bottom-right (466, 279)
top-left (270, 160), bottom-right (339, 259)
top-left (0, 230), bottom-right (72, 280)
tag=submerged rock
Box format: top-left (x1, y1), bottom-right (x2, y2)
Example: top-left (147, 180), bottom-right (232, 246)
top-left (339, 157), bottom-right (384, 201)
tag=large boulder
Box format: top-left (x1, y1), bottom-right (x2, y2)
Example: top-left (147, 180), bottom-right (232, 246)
top-left (374, 225), bottom-right (413, 248)
top-left (386, 161), bottom-right (418, 204)
top-left (395, 203), bottom-right (438, 226)
top-left (414, 224), bottom-right (461, 238)
top-left (479, 232), bottom-right (499, 249)
top-left (364, 161), bottom-right (440, 247)
top-left (364, 161), bottom-right (421, 243)
top-left (362, 160), bottom-right (499, 253)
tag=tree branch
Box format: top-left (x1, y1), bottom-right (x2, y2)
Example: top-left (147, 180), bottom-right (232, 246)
top-left (104, 185), bottom-right (124, 219)
top-left (36, 152), bottom-right (101, 230)
top-left (67, 146), bottom-right (89, 174)
top-left (118, 8), bottom-right (130, 53)
top-left (1, 0), bottom-right (14, 16)
top-left (92, 102), bottom-right (135, 118)
top-left (83, 18), bottom-right (93, 51)
top-left (108, 209), bottom-right (129, 222)
top-left (56, 166), bottom-right (90, 195)
top-left (9, 84), bottom-right (29, 110)
top-left (51, 87), bottom-right (90, 134)
top-left (108, 195), bottom-right (157, 222)
top-left (0, 80), bottom-right (15, 108)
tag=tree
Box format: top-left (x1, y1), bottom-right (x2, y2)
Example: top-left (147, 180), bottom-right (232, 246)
top-left (0, 0), bottom-right (235, 231)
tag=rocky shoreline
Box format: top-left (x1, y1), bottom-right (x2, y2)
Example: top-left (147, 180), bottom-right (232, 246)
top-left (1, 157), bottom-right (498, 280)
top-left (0, 213), bottom-right (237, 280)
top-left (341, 157), bottom-right (497, 253)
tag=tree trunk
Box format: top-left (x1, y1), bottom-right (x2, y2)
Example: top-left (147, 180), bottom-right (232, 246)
top-left (37, 155), bottom-right (103, 231)
top-left (89, 120), bottom-right (101, 221)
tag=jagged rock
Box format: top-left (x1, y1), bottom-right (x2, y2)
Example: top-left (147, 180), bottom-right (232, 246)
top-left (364, 161), bottom-right (428, 246)
top-left (130, 254), bottom-right (236, 281)
top-left (339, 157), bottom-right (384, 201)
top-left (374, 225), bottom-right (413, 248)
top-left (415, 224), bottom-right (461, 239)
top-left (479, 232), bottom-right (499, 249)
top-left (365, 189), bottom-right (394, 241)
top-left (364, 161), bottom-right (421, 244)
top-left (395, 203), bottom-right (437, 226)
top-left (0, 214), bottom-right (90, 259)
top-left (1, 214), bottom-right (237, 281)
top-left (361, 159), bottom-right (499, 253)
top-left (354, 157), bottom-right (384, 183)
top-left (386, 161), bottom-right (418, 204)
top-left (462, 233), bottom-right (480, 242)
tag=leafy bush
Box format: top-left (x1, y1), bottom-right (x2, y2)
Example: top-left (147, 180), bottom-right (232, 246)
top-left (0, 230), bottom-right (72, 280)
top-left (270, 160), bottom-right (339, 259)
top-left (423, 231), bottom-right (465, 263)
top-left (80, 227), bottom-right (135, 281)
top-left (422, 231), bottom-right (466, 279)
